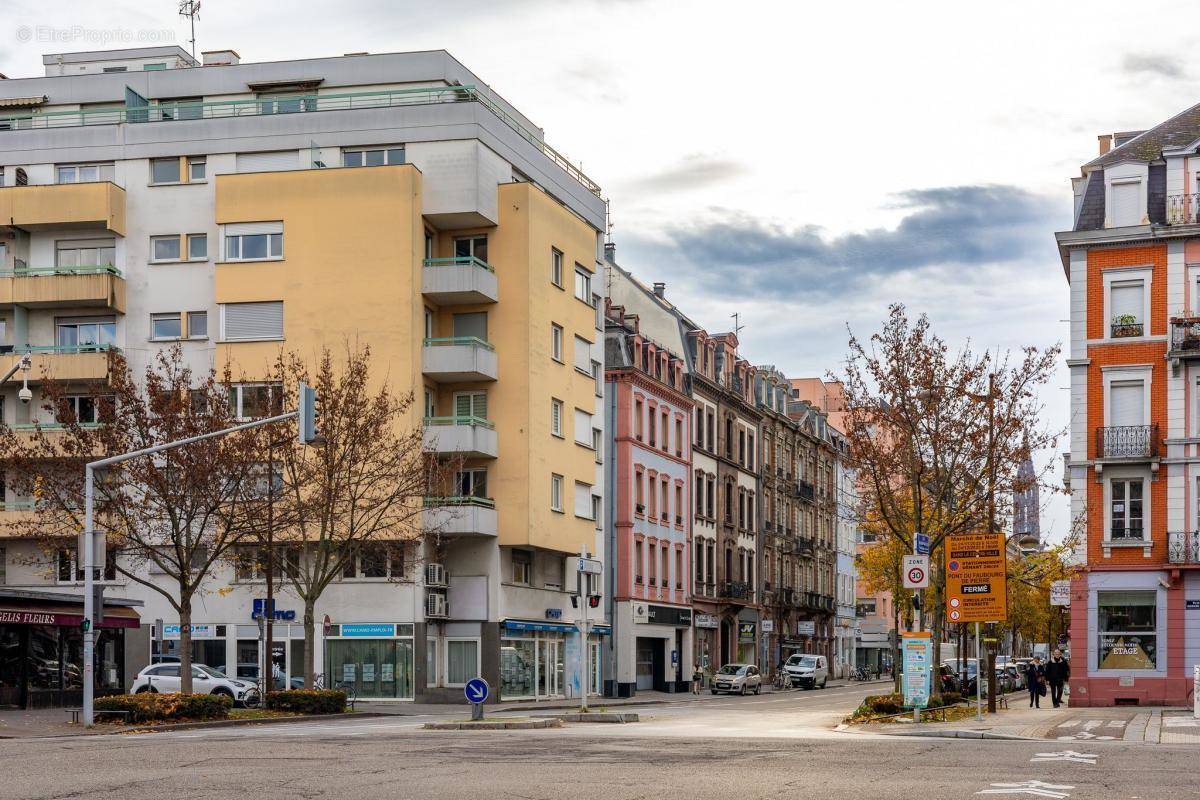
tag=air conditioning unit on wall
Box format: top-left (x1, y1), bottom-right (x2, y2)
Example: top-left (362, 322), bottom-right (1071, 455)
top-left (426, 592), bottom-right (448, 619)
top-left (426, 563), bottom-right (447, 587)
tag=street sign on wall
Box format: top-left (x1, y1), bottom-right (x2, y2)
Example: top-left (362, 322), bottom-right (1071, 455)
top-left (945, 532), bottom-right (1008, 623)
top-left (901, 632), bottom-right (932, 709)
top-left (903, 555), bottom-right (930, 589)
top-left (914, 532), bottom-right (930, 556)
top-left (1050, 580), bottom-right (1071, 607)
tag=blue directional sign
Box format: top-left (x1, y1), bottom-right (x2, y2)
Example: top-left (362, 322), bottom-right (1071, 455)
top-left (464, 677), bottom-right (489, 704)
top-left (915, 532), bottom-right (930, 556)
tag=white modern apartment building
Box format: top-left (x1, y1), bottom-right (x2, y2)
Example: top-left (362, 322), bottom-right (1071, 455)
top-left (0, 45), bottom-right (607, 706)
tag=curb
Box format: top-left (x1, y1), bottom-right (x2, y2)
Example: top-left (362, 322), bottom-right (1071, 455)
top-left (834, 723), bottom-right (1035, 741)
top-left (499, 700), bottom-right (667, 713)
top-left (423, 718), bottom-right (562, 731)
top-left (531, 712), bottom-right (639, 723)
top-left (83, 711), bottom-right (388, 737)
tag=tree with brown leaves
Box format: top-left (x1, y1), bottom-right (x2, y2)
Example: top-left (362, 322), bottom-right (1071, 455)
top-left (0, 347), bottom-right (268, 694)
top-left (840, 304), bottom-right (1061, 667)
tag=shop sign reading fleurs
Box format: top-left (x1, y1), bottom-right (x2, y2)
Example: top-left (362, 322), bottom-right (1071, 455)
top-left (0, 610), bottom-right (59, 625)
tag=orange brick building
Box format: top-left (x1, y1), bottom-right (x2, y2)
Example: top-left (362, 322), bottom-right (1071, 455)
top-left (1059, 109), bottom-right (1200, 706)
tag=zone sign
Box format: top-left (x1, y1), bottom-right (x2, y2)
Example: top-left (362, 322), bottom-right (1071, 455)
top-left (903, 554), bottom-right (929, 589)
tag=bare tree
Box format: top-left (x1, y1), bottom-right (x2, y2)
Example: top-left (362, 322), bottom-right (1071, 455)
top-left (251, 345), bottom-right (454, 688)
top-left (0, 347), bottom-right (268, 693)
top-left (840, 304), bottom-right (1061, 666)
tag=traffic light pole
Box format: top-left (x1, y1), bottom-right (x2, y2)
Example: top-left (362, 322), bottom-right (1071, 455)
top-left (578, 545), bottom-right (590, 714)
top-left (83, 382), bottom-right (318, 725)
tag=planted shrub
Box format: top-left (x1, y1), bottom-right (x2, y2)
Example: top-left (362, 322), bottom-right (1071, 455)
top-left (263, 689), bottom-right (347, 715)
top-left (94, 692), bottom-right (231, 723)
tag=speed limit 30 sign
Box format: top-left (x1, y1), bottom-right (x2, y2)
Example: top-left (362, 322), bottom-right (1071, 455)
top-left (903, 554), bottom-right (929, 589)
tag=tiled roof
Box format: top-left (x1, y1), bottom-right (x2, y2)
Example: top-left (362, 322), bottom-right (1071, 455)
top-left (1085, 100), bottom-right (1200, 170)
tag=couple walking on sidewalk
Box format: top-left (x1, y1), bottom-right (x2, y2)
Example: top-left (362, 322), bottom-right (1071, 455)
top-left (1026, 650), bottom-right (1070, 709)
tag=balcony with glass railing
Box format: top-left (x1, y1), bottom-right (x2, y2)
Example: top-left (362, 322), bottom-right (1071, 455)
top-left (422, 495), bottom-right (498, 538)
top-left (422, 337), bottom-right (498, 382)
top-left (0, 86), bottom-right (601, 197)
top-left (422, 415), bottom-right (498, 459)
top-left (421, 257), bottom-right (499, 305)
top-left (0, 266), bottom-right (125, 312)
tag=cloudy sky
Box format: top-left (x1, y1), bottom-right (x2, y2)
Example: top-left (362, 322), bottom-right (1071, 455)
top-left (6, 0), bottom-right (1195, 540)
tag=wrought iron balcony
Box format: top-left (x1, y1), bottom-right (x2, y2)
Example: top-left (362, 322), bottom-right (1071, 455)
top-left (719, 580), bottom-right (754, 601)
top-left (797, 480), bottom-right (816, 503)
top-left (1167, 192), bottom-right (1200, 225)
top-left (1110, 322), bottom-right (1143, 338)
top-left (1095, 424), bottom-right (1158, 460)
top-left (1168, 531), bottom-right (1200, 564)
top-left (1170, 319), bottom-right (1200, 358)
top-left (1109, 525), bottom-right (1145, 543)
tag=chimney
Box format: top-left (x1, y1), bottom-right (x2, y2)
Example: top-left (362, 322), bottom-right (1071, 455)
top-left (1098, 134), bottom-right (1112, 156)
top-left (202, 49), bottom-right (241, 67)
top-left (653, 282), bottom-right (666, 298)
top-left (604, 241), bottom-right (616, 262)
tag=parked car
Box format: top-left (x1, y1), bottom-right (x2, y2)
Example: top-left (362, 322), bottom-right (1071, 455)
top-left (944, 659), bottom-right (981, 696)
top-left (710, 663), bottom-right (762, 695)
top-left (783, 654), bottom-right (828, 689)
top-left (131, 663), bottom-right (261, 707)
top-left (936, 664), bottom-right (961, 694)
top-left (1003, 664), bottom-right (1026, 690)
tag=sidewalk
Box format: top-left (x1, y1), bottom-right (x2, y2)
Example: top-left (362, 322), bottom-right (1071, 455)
top-left (840, 701), bottom-right (1076, 740)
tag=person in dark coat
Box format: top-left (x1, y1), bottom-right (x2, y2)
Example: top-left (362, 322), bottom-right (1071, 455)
top-left (1025, 657), bottom-right (1046, 708)
top-left (1044, 649), bottom-right (1071, 708)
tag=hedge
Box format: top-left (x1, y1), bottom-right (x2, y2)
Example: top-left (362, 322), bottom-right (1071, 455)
top-left (263, 689), bottom-right (347, 715)
top-left (94, 692), bottom-right (232, 723)
top-left (857, 691), bottom-right (966, 717)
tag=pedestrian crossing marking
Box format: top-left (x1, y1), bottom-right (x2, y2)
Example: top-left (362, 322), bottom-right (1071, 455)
top-left (1030, 751), bottom-right (1097, 765)
top-left (977, 780), bottom-right (1075, 798)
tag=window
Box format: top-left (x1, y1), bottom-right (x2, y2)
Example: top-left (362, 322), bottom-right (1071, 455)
top-left (1110, 479), bottom-right (1144, 541)
top-left (455, 469), bottom-right (488, 499)
top-left (661, 409), bottom-right (670, 452)
top-left (1108, 380), bottom-right (1145, 427)
top-left (228, 383), bottom-right (282, 419)
top-left (225, 231), bottom-right (283, 261)
top-left (705, 476), bottom-right (715, 518)
top-left (151, 235), bottom-right (182, 262)
top-left (648, 406), bottom-right (656, 447)
top-left (551, 324), bottom-right (564, 362)
top-left (150, 157), bottom-right (181, 184)
top-left (445, 640), bottom-right (479, 686)
top-left (574, 265), bottom-right (593, 304)
top-left (635, 398), bottom-right (644, 440)
top-left (56, 316), bottom-right (115, 349)
top-left (551, 249), bottom-right (564, 287)
top-left (573, 335), bottom-right (592, 373)
top-left (56, 240), bottom-right (116, 268)
top-left (424, 389), bottom-right (435, 418)
top-left (592, 427), bottom-right (603, 459)
top-left (551, 474), bottom-right (564, 512)
top-left (675, 549), bottom-right (683, 590)
top-left (695, 473), bottom-right (704, 515)
top-left (186, 311), bottom-right (207, 340)
top-left (575, 481), bottom-right (594, 520)
top-left (511, 549), bottom-right (533, 585)
top-left (235, 545), bottom-right (301, 581)
top-left (551, 398), bottom-right (564, 437)
top-left (56, 163), bottom-right (114, 184)
top-left (675, 419), bottom-right (683, 456)
top-left (452, 312), bottom-right (487, 341)
top-left (151, 313), bottom-right (182, 340)
top-left (426, 638), bottom-right (438, 688)
top-left (102, 66), bottom-right (127, 73)
top-left (187, 234), bottom-right (208, 260)
top-left (675, 485), bottom-right (683, 524)
top-left (1109, 280), bottom-right (1145, 337)
top-left (1110, 179), bottom-right (1142, 227)
top-left (635, 468), bottom-right (645, 512)
top-left (188, 157), bottom-right (206, 181)
top-left (342, 147), bottom-right (405, 167)
top-left (454, 391), bottom-right (487, 420)
top-left (221, 301), bottom-right (284, 341)
top-left (56, 394), bottom-right (112, 425)
top-left (424, 307), bottom-right (434, 339)
top-left (454, 236), bottom-right (488, 263)
top-left (143, 63), bottom-right (167, 70)
top-left (1097, 591), bottom-right (1156, 670)
top-left (592, 360), bottom-right (603, 397)
top-left (574, 409), bottom-right (593, 446)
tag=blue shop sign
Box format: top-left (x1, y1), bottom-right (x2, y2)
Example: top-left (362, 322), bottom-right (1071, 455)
top-left (339, 623), bottom-right (397, 638)
top-left (252, 598), bottom-right (296, 621)
top-left (504, 620), bottom-right (577, 633)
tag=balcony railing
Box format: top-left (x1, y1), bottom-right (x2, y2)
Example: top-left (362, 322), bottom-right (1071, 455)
top-left (424, 415), bottom-right (494, 429)
top-left (0, 266), bottom-right (122, 278)
top-left (0, 86), bottom-right (602, 197)
top-left (1095, 424), bottom-right (1158, 460)
top-left (423, 495), bottom-right (496, 510)
top-left (1167, 193), bottom-right (1200, 225)
top-left (422, 256), bottom-right (494, 274)
top-left (1110, 322), bottom-right (1143, 338)
top-left (1170, 319), bottom-right (1200, 356)
top-left (1109, 526), bottom-right (1145, 543)
top-left (797, 480), bottom-right (816, 503)
top-left (1169, 531), bottom-right (1200, 564)
top-left (719, 580), bottom-right (753, 601)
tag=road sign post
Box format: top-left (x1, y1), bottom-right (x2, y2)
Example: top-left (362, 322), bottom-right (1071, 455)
top-left (465, 677), bottom-right (489, 720)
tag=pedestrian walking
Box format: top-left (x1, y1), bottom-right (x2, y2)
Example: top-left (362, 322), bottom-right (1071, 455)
top-left (692, 663), bottom-right (703, 694)
top-left (1045, 649), bottom-right (1070, 708)
top-left (1025, 657), bottom-right (1046, 708)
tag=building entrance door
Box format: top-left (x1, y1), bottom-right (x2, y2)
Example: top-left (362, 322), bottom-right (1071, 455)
top-left (537, 639), bottom-right (562, 697)
top-left (635, 638), bottom-right (656, 691)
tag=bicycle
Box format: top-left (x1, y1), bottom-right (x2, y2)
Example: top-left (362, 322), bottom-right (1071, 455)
top-left (774, 670), bottom-right (791, 690)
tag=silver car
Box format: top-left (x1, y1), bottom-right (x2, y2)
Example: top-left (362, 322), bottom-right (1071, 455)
top-left (710, 663), bottom-right (762, 695)
top-left (131, 663), bottom-right (261, 707)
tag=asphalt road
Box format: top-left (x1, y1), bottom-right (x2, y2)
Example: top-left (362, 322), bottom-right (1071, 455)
top-left (3, 685), bottom-right (1191, 800)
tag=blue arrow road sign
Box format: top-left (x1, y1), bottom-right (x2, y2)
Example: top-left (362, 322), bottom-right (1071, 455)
top-left (915, 533), bottom-right (930, 555)
top-left (465, 677), bottom-right (489, 704)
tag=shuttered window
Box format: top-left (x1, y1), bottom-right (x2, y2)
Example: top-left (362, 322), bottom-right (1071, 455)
top-left (221, 301), bottom-right (283, 341)
top-left (454, 392), bottom-right (487, 419)
top-left (1110, 281), bottom-right (1144, 322)
top-left (452, 312), bottom-right (487, 341)
top-left (235, 151), bottom-right (298, 173)
top-left (551, 398), bottom-right (563, 436)
top-left (574, 408), bottom-right (592, 445)
top-left (1109, 381), bottom-right (1145, 427)
top-left (1111, 180), bottom-right (1142, 226)
top-left (574, 481), bottom-right (595, 520)
top-left (573, 335), bottom-right (591, 372)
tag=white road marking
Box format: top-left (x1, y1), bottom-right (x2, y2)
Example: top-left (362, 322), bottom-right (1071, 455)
top-left (1056, 721), bottom-right (1081, 729)
top-left (1030, 751), bottom-right (1098, 765)
top-left (1105, 720), bottom-right (1126, 728)
top-left (1082, 720), bottom-right (1102, 732)
top-left (1056, 731), bottom-right (1116, 741)
top-left (977, 780), bottom-right (1075, 798)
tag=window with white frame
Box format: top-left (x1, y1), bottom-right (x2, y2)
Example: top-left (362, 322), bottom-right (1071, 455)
top-left (551, 324), bottom-right (564, 362)
top-left (150, 157), bottom-right (181, 185)
top-left (454, 236), bottom-right (488, 263)
top-left (151, 312), bottom-right (182, 340)
top-left (574, 408), bottom-right (593, 446)
top-left (228, 383), bottom-right (282, 420)
top-left (1110, 179), bottom-right (1143, 227)
top-left (573, 335), bottom-right (592, 373)
top-left (574, 481), bottom-right (594, 520)
top-left (551, 398), bottom-right (563, 437)
top-left (150, 235), bottom-right (182, 262)
top-left (342, 147), bottom-right (405, 167)
top-left (551, 248), bottom-right (564, 287)
top-left (454, 391), bottom-right (487, 420)
top-left (56, 239), bottom-right (116, 268)
top-left (512, 549), bottom-right (532, 585)
top-left (455, 469), bottom-right (488, 499)
top-left (188, 156), bottom-right (206, 181)
top-left (56, 163), bottom-right (115, 184)
top-left (574, 265), bottom-right (593, 305)
top-left (1109, 478), bottom-right (1144, 542)
top-left (445, 639), bottom-right (479, 686)
top-left (55, 394), bottom-right (112, 425)
top-left (341, 542), bottom-right (406, 579)
top-left (224, 223), bottom-right (284, 261)
top-left (1108, 380), bottom-right (1146, 427)
top-left (220, 301), bottom-right (284, 341)
top-left (187, 234), bottom-right (207, 261)
top-left (1097, 591), bottom-right (1157, 670)
top-left (551, 474), bottom-right (564, 512)
top-left (1109, 279), bottom-right (1145, 337)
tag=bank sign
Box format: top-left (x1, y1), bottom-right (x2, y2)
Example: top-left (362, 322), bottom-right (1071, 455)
top-left (945, 532), bottom-right (1008, 623)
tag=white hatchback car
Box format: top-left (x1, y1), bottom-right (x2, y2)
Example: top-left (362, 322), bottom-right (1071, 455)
top-left (710, 663), bottom-right (762, 695)
top-left (131, 663), bottom-right (261, 707)
top-left (783, 654), bottom-right (829, 689)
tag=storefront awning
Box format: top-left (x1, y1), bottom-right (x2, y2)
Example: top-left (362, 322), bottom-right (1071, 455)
top-left (0, 603), bottom-right (140, 629)
top-left (0, 95), bottom-right (47, 108)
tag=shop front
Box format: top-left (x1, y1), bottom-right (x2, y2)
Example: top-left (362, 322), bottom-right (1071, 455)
top-left (0, 589), bottom-right (141, 708)
top-left (500, 620), bottom-right (604, 701)
top-left (324, 623), bottom-right (415, 700)
top-left (735, 612), bottom-right (758, 664)
top-left (694, 611), bottom-right (719, 675)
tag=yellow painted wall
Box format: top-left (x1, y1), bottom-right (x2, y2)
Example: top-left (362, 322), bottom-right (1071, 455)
top-left (0, 182), bottom-right (125, 235)
top-left (214, 165), bottom-right (425, 427)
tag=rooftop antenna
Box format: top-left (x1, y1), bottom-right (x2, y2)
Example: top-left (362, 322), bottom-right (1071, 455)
top-left (731, 312), bottom-right (745, 348)
top-left (179, 0), bottom-right (201, 59)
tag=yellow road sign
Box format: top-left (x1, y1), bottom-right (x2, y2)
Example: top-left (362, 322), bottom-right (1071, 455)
top-left (945, 532), bottom-right (1008, 623)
